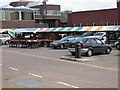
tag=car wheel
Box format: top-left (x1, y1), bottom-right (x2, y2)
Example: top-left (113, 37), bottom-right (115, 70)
top-left (5, 41), bottom-right (9, 45)
top-left (86, 49), bottom-right (92, 57)
top-left (105, 48), bottom-right (111, 54)
top-left (116, 44), bottom-right (120, 50)
top-left (59, 44), bottom-right (64, 49)
top-left (71, 52), bottom-right (75, 56)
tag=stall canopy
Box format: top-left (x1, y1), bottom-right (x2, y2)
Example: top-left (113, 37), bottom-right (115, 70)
top-left (0, 26), bottom-right (119, 37)
top-left (13, 28), bottom-right (38, 33)
top-left (118, 27), bottom-right (120, 31)
top-left (0, 28), bottom-right (38, 37)
top-left (37, 26), bottom-right (120, 32)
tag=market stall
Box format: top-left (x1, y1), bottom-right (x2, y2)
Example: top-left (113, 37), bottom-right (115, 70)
top-left (1, 26), bottom-right (120, 48)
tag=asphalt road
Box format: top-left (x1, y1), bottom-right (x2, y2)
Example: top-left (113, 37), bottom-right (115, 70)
top-left (1, 46), bottom-right (119, 88)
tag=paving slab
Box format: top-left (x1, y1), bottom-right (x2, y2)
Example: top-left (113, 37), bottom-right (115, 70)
top-left (60, 55), bottom-right (95, 62)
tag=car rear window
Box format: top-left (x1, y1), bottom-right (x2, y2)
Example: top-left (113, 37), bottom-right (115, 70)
top-left (74, 37), bottom-right (87, 43)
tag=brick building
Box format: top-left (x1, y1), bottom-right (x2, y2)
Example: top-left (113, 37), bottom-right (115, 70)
top-left (32, 4), bottom-right (61, 28)
top-left (68, 1), bottom-right (120, 27)
top-left (118, 0), bottom-right (120, 24)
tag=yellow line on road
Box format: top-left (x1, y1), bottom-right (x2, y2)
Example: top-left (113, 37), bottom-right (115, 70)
top-left (3, 50), bottom-right (118, 72)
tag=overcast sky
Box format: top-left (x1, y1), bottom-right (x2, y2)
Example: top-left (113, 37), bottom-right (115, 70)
top-left (0, 0), bottom-right (117, 11)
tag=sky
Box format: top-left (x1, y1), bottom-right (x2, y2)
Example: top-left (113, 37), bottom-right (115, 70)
top-left (0, 0), bottom-right (117, 12)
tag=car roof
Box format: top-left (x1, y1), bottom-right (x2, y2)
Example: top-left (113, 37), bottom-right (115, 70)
top-left (94, 32), bottom-right (106, 35)
top-left (84, 36), bottom-right (99, 39)
top-left (64, 35), bottom-right (81, 38)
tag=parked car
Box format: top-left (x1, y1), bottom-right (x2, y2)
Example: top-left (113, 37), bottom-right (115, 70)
top-left (68, 36), bottom-right (112, 57)
top-left (94, 32), bottom-right (107, 43)
top-left (50, 35), bottom-right (80, 49)
top-left (0, 34), bottom-right (11, 45)
top-left (113, 38), bottom-right (120, 50)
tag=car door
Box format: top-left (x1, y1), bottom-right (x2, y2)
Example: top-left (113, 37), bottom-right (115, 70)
top-left (90, 38), bottom-right (100, 53)
top-left (95, 39), bottom-right (105, 53)
top-left (84, 38), bottom-right (99, 53)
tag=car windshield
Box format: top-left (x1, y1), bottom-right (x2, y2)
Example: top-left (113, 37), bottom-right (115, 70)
top-left (73, 37), bottom-right (83, 43)
top-left (60, 36), bottom-right (70, 41)
top-left (82, 32), bottom-right (94, 37)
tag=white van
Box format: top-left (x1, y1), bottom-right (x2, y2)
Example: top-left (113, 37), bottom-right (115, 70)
top-left (0, 34), bottom-right (11, 45)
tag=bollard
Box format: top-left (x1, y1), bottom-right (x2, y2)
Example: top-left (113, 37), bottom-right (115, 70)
top-left (75, 43), bottom-right (81, 58)
top-left (0, 40), bottom-right (2, 46)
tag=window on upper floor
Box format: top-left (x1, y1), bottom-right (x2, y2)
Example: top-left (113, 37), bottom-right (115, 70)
top-left (80, 23), bottom-right (83, 27)
top-left (22, 12), bottom-right (34, 20)
top-left (114, 22), bottom-right (118, 26)
top-left (100, 22), bottom-right (103, 26)
top-left (45, 10), bottom-right (61, 16)
top-left (10, 12), bottom-right (19, 20)
top-left (107, 22), bottom-right (110, 26)
top-left (93, 22), bottom-right (96, 26)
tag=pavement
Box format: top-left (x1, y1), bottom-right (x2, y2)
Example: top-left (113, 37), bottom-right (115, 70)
top-left (60, 55), bottom-right (94, 61)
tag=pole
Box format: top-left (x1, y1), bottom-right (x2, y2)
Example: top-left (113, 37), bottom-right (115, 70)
top-left (75, 43), bottom-right (81, 58)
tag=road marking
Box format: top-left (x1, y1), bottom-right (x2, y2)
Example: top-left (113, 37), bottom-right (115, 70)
top-left (28, 73), bottom-right (42, 78)
top-left (4, 50), bottom-right (118, 71)
top-left (0, 64), bottom-right (2, 66)
top-left (9, 67), bottom-right (19, 71)
top-left (57, 82), bottom-right (79, 88)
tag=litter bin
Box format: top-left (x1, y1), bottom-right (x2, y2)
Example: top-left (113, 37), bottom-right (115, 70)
top-left (75, 43), bottom-right (81, 58)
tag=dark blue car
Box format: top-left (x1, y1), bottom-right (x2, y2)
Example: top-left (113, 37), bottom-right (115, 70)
top-left (68, 36), bottom-right (112, 57)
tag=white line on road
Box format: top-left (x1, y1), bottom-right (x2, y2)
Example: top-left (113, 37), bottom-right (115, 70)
top-left (57, 82), bottom-right (79, 88)
top-left (9, 67), bottom-right (19, 71)
top-left (28, 73), bottom-right (42, 78)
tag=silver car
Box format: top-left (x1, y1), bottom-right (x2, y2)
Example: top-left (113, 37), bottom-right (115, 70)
top-left (0, 34), bottom-right (11, 45)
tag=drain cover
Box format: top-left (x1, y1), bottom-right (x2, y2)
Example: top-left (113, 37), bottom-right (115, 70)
top-left (11, 78), bottom-right (46, 88)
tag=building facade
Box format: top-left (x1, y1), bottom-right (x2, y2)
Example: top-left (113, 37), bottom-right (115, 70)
top-left (68, 9), bottom-right (118, 27)
top-left (118, 0), bottom-right (120, 24)
top-left (0, 1), bottom-right (61, 29)
top-left (32, 4), bottom-right (61, 28)
top-left (67, 1), bottom-right (120, 27)
top-left (0, 5), bottom-right (36, 29)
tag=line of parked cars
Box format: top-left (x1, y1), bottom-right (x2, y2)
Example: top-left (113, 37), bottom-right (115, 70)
top-left (50, 32), bottom-right (113, 57)
top-left (50, 35), bottom-right (80, 49)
